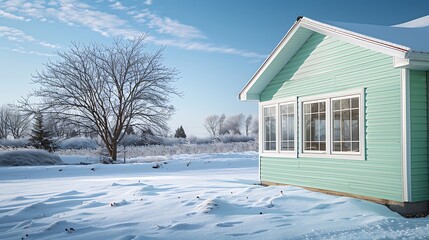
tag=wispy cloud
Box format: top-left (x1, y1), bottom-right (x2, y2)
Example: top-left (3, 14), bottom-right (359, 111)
top-left (110, 1), bottom-right (128, 11)
top-left (39, 41), bottom-right (61, 48)
top-left (0, 0), bottom-right (265, 59)
top-left (0, 26), bottom-right (35, 42)
top-left (0, 26), bottom-right (61, 48)
top-left (0, 9), bottom-right (28, 21)
top-left (150, 37), bottom-right (266, 58)
top-left (1, 46), bottom-right (56, 57)
top-left (134, 9), bottom-right (205, 39)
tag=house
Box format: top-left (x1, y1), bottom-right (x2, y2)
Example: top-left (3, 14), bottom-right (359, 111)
top-left (239, 16), bottom-right (429, 215)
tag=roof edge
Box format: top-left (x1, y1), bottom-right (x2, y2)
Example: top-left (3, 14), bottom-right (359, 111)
top-left (238, 17), bottom-right (304, 101)
top-left (239, 16), bottom-right (414, 102)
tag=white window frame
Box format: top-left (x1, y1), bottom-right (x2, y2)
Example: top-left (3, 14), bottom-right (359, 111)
top-left (259, 97), bottom-right (298, 158)
top-left (298, 88), bottom-right (365, 160)
top-left (279, 102), bottom-right (296, 153)
top-left (330, 94), bottom-right (361, 155)
top-left (301, 99), bottom-right (328, 154)
top-left (261, 104), bottom-right (277, 153)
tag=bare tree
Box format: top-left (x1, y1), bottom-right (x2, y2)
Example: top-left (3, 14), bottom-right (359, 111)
top-left (218, 114), bottom-right (226, 135)
top-left (0, 106), bottom-right (10, 139)
top-left (27, 36), bottom-right (179, 161)
top-left (6, 108), bottom-right (30, 138)
top-left (223, 113), bottom-right (244, 135)
top-left (251, 118), bottom-right (259, 135)
top-left (244, 114), bottom-right (253, 136)
top-left (204, 114), bottom-right (220, 137)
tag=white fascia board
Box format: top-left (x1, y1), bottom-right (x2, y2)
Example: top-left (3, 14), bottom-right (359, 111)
top-left (401, 68), bottom-right (412, 202)
top-left (239, 20), bottom-right (302, 102)
top-left (394, 55), bottom-right (429, 70)
top-left (300, 18), bottom-right (410, 59)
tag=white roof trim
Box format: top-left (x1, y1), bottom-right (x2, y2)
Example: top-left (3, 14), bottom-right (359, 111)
top-left (239, 19), bottom-right (302, 101)
top-left (239, 17), bottom-right (421, 102)
top-left (300, 18), bottom-right (410, 59)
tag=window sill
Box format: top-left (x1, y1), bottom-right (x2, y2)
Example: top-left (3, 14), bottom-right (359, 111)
top-left (299, 152), bottom-right (365, 161)
top-left (261, 152), bottom-right (298, 158)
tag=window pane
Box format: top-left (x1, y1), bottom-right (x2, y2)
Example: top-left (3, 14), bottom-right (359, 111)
top-left (288, 116), bottom-right (294, 140)
top-left (304, 103), bottom-right (310, 114)
top-left (320, 142), bottom-right (326, 151)
top-left (311, 103), bottom-right (319, 112)
top-left (305, 142), bottom-right (311, 150)
top-left (333, 142), bottom-right (341, 151)
top-left (341, 99), bottom-right (350, 109)
top-left (341, 110), bottom-right (350, 141)
top-left (263, 106), bottom-right (276, 151)
top-left (311, 142), bottom-right (319, 151)
top-left (342, 142), bottom-right (351, 152)
top-left (270, 117), bottom-right (276, 141)
top-left (287, 104), bottom-right (295, 114)
top-left (351, 97), bottom-right (359, 108)
top-left (319, 113), bottom-right (326, 141)
top-left (311, 114), bottom-right (317, 141)
top-left (352, 142), bottom-right (359, 152)
top-left (333, 100), bottom-right (340, 111)
top-left (304, 113), bottom-right (311, 143)
top-left (352, 109), bottom-right (359, 141)
top-left (319, 102), bottom-right (325, 112)
top-left (333, 111), bottom-right (341, 141)
top-left (280, 104), bottom-right (295, 151)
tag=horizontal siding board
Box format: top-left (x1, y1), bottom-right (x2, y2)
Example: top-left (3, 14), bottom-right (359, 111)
top-left (410, 70), bottom-right (429, 201)
top-left (260, 32), bottom-right (405, 202)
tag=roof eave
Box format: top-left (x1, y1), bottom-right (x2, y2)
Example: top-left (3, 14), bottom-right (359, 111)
top-left (395, 51), bottom-right (429, 70)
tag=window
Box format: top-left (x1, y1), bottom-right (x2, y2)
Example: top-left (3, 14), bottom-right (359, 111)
top-left (332, 96), bottom-right (360, 153)
top-left (259, 90), bottom-right (363, 159)
top-left (263, 106), bottom-right (276, 151)
top-left (303, 101), bottom-right (326, 152)
top-left (280, 103), bottom-right (295, 151)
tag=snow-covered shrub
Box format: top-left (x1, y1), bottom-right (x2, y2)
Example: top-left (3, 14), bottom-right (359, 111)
top-left (187, 135), bottom-right (214, 144)
top-left (0, 149), bottom-right (63, 166)
top-left (0, 138), bottom-right (31, 148)
top-left (119, 134), bottom-right (143, 146)
top-left (58, 137), bottom-right (98, 150)
top-left (160, 137), bottom-right (186, 146)
top-left (55, 141), bottom-right (258, 159)
top-left (218, 134), bottom-right (255, 143)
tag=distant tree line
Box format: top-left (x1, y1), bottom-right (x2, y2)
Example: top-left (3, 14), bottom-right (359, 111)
top-left (204, 113), bottom-right (258, 137)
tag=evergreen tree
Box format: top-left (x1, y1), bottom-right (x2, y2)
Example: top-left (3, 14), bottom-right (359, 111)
top-left (31, 112), bottom-right (53, 151)
top-left (174, 125), bottom-right (187, 138)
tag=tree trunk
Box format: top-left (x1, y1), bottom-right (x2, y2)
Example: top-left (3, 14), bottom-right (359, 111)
top-left (104, 138), bottom-right (118, 162)
top-left (111, 142), bottom-right (118, 161)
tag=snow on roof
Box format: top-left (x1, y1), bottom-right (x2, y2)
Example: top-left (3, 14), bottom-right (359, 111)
top-left (323, 19), bottom-right (429, 53)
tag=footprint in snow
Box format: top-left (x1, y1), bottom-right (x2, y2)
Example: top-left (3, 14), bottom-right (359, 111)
top-left (215, 221), bottom-right (243, 228)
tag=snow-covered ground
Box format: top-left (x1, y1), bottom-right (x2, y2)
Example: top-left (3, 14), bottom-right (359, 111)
top-left (1, 152), bottom-right (429, 240)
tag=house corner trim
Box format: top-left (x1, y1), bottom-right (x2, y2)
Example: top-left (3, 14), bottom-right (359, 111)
top-left (401, 68), bottom-right (412, 202)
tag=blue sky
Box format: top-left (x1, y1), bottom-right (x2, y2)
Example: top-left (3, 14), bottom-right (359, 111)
top-left (0, 0), bottom-right (428, 136)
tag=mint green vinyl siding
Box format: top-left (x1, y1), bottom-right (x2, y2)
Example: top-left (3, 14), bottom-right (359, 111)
top-left (260, 33), bottom-right (404, 202)
top-left (410, 70), bottom-right (429, 201)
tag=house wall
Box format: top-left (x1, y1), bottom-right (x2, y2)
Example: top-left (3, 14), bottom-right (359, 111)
top-left (259, 32), bottom-right (404, 202)
top-left (410, 70), bottom-right (429, 201)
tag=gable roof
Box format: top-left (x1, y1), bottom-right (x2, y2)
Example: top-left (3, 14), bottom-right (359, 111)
top-left (239, 16), bottom-right (429, 101)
